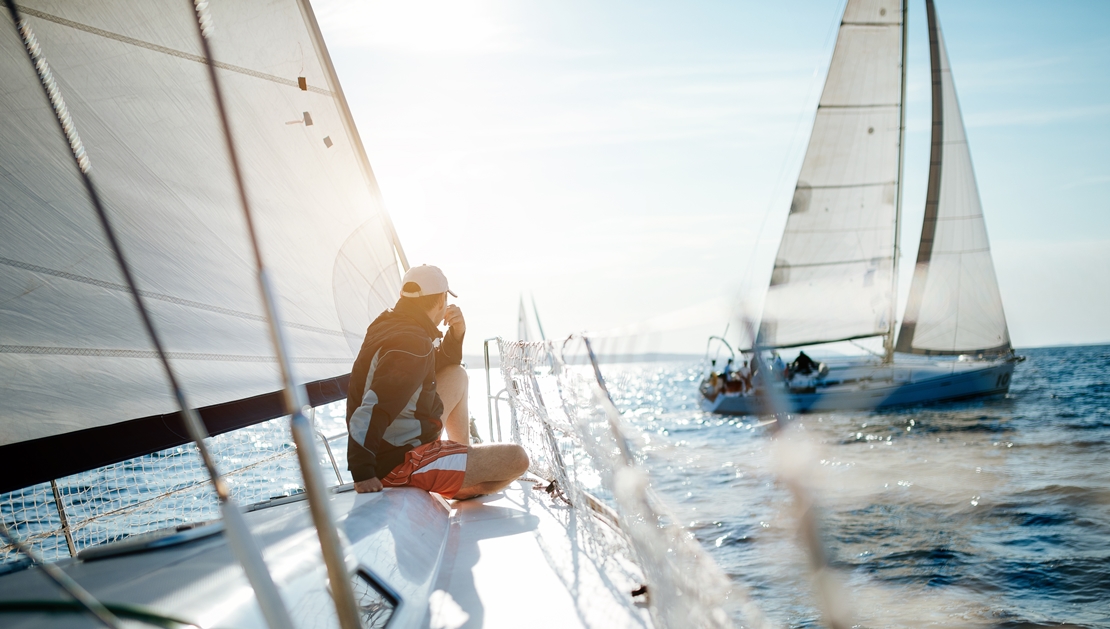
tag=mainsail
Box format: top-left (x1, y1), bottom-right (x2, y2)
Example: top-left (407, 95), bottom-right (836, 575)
top-left (0, 0), bottom-right (403, 490)
top-left (895, 0), bottom-right (1010, 355)
top-left (758, 0), bottom-right (906, 349)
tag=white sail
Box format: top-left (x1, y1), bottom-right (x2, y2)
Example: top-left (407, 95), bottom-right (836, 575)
top-left (758, 0), bottom-right (905, 348)
top-left (0, 0), bottom-right (402, 449)
top-left (896, 1), bottom-right (1010, 355)
top-left (518, 296), bottom-right (533, 341)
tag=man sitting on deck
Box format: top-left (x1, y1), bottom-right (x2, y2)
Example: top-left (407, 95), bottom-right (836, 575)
top-left (345, 265), bottom-right (529, 499)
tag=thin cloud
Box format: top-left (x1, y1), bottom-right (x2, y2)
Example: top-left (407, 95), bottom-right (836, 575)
top-left (964, 103), bottom-right (1110, 128)
top-left (1061, 174), bottom-right (1110, 190)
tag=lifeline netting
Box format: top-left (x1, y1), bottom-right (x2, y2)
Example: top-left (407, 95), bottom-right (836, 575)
top-left (0, 405), bottom-right (351, 568)
top-left (499, 337), bottom-right (734, 629)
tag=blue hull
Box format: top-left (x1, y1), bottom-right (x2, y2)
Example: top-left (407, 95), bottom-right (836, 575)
top-left (701, 359), bottom-right (1017, 415)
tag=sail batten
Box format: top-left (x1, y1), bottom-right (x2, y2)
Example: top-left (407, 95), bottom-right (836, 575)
top-left (758, 0), bottom-right (905, 349)
top-left (895, 0), bottom-right (1010, 356)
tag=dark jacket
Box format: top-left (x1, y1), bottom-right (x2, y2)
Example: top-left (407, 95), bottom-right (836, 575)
top-left (345, 299), bottom-right (464, 481)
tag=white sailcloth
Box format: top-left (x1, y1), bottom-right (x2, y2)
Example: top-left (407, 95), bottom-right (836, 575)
top-left (896, 3), bottom-right (1010, 355)
top-left (518, 296), bottom-right (533, 342)
top-left (0, 0), bottom-right (401, 447)
top-left (758, 0), bottom-right (904, 348)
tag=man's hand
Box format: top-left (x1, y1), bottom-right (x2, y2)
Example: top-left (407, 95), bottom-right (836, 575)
top-left (355, 477), bottom-right (383, 493)
top-left (445, 304), bottom-right (466, 339)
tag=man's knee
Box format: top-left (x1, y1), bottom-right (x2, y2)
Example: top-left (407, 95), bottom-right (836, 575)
top-left (437, 364), bottom-right (468, 387)
top-left (509, 444), bottom-right (529, 476)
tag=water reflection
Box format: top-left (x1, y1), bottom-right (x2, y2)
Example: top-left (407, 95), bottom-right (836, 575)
top-left (598, 345), bottom-right (1110, 628)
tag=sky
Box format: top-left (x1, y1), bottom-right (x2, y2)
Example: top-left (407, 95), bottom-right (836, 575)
top-left (313, 0), bottom-right (1110, 355)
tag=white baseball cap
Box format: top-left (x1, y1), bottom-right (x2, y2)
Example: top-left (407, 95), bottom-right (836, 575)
top-left (400, 265), bottom-right (457, 298)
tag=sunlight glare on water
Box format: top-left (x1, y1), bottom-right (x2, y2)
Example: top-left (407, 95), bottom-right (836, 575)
top-left (583, 345), bottom-right (1109, 628)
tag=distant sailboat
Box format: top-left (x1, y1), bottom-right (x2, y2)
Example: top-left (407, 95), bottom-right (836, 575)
top-left (701, 0), bottom-right (1022, 414)
top-left (517, 292), bottom-right (547, 342)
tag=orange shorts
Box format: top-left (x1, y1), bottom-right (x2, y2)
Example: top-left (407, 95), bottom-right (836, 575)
top-left (381, 440), bottom-right (469, 498)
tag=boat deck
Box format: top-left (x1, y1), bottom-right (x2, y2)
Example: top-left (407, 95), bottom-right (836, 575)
top-left (0, 479), bottom-right (649, 628)
top-left (433, 481), bottom-right (649, 629)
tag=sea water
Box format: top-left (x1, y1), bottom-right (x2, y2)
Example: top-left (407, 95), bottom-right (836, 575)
top-left (587, 344), bottom-right (1109, 628)
top-left (4, 345), bottom-right (1104, 627)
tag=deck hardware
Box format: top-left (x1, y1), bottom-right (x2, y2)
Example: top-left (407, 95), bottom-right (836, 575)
top-left (50, 480), bottom-right (76, 556)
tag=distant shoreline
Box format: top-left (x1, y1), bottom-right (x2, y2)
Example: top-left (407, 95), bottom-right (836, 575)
top-left (463, 341), bottom-right (1110, 368)
top-left (464, 352), bottom-right (705, 368)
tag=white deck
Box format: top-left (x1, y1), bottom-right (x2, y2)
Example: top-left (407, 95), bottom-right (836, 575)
top-left (432, 481), bottom-right (650, 629)
top-left (0, 479), bottom-right (651, 628)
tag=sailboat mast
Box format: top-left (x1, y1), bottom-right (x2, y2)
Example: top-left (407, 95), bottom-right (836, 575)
top-left (884, 0), bottom-right (909, 364)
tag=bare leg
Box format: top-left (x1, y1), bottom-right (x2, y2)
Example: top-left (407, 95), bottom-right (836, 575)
top-left (436, 364), bottom-right (470, 444)
top-left (454, 443), bottom-right (529, 500)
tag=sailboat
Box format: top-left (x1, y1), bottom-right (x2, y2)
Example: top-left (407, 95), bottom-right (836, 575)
top-left (517, 293), bottom-right (547, 342)
top-left (701, 0), bottom-right (1022, 415)
top-left (0, 2), bottom-right (653, 627)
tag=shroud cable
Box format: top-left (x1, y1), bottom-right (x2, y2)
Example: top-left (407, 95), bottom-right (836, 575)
top-left (2, 4), bottom-right (295, 629)
top-left (185, 2), bottom-right (363, 628)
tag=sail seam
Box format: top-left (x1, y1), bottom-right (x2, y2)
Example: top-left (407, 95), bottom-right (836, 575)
top-left (841, 21), bottom-right (902, 27)
top-left (0, 345), bottom-right (350, 363)
top-left (16, 5), bottom-right (331, 96)
top-left (786, 228), bottom-right (892, 234)
top-left (0, 256), bottom-right (347, 338)
top-left (797, 182), bottom-right (895, 189)
top-left (817, 104), bottom-right (900, 109)
top-left (773, 257), bottom-right (890, 270)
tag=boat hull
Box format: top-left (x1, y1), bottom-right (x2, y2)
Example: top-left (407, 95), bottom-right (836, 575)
top-left (701, 358), bottom-right (1016, 415)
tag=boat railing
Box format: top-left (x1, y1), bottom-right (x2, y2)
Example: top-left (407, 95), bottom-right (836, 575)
top-left (0, 410), bottom-right (350, 568)
top-left (483, 337), bottom-right (514, 442)
top-left (704, 334), bottom-right (736, 371)
top-left (494, 335), bottom-right (738, 629)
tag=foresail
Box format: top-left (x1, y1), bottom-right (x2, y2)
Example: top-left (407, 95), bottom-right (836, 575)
top-left (895, 0), bottom-right (1010, 356)
top-left (0, 0), bottom-right (401, 477)
top-left (758, 0), bottom-right (904, 349)
top-left (518, 296), bottom-right (533, 341)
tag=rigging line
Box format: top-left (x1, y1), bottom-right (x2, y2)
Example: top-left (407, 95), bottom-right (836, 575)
top-left (885, 0), bottom-right (909, 363)
top-left (849, 339), bottom-right (885, 359)
top-left (530, 292), bottom-right (548, 341)
top-left (2, 4), bottom-right (295, 629)
top-left (0, 520), bottom-right (123, 629)
top-left (0, 257), bottom-right (346, 337)
top-left (188, 3), bottom-right (361, 629)
top-left (15, 4), bottom-right (331, 95)
top-left (52, 448), bottom-right (298, 532)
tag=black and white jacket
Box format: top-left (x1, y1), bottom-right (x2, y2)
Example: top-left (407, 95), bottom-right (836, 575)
top-left (345, 299), bottom-right (464, 481)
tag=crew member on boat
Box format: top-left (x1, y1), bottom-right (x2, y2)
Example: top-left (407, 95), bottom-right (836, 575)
top-left (346, 265), bottom-right (529, 499)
